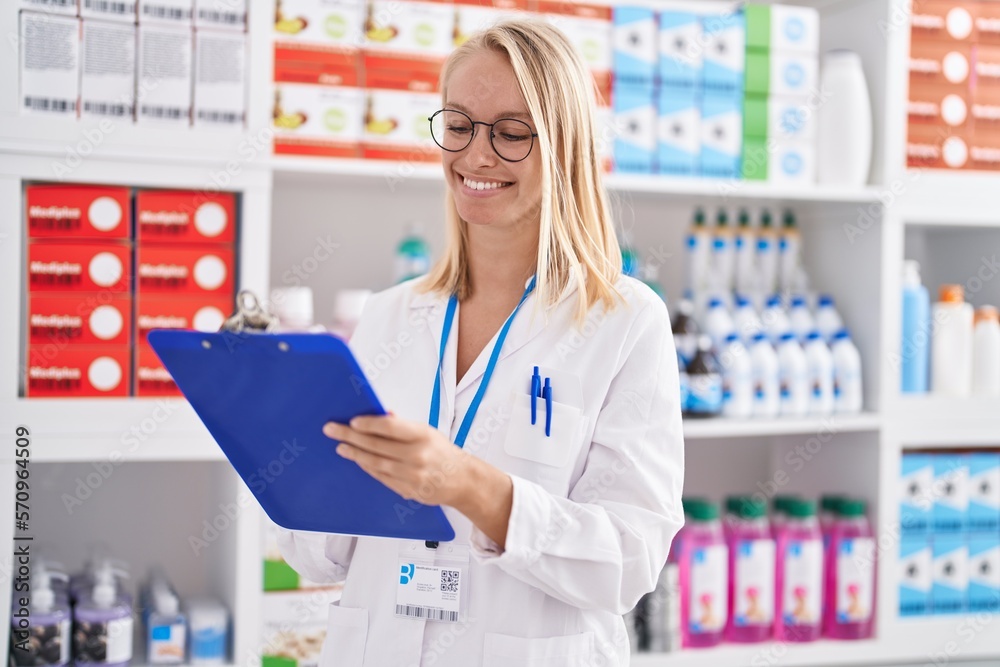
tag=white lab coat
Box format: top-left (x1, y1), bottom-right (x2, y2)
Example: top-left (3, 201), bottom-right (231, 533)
top-left (277, 273), bottom-right (685, 667)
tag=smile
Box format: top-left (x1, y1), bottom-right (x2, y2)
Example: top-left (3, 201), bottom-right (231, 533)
top-left (462, 177), bottom-right (513, 191)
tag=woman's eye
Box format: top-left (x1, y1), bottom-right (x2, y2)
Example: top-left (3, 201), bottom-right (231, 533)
top-left (447, 125), bottom-right (472, 134)
top-left (500, 133), bottom-right (529, 142)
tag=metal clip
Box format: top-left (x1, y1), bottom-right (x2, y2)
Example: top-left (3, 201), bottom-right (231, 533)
top-left (220, 290), bottom-right (280, 334)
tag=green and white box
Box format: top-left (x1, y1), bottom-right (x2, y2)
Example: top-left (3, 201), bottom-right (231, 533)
top-left (746, 4), bottom-right (819, 55)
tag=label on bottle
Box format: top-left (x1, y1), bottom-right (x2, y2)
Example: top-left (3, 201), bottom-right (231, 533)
top-left (687, 373), bottom-right (722, 414)
top-left (11, 617), bottom-right (70, 666)
top-left (781, 539), bottom-right (822, 626)
top-left (836, 537), bottom-right (875, 623)
top-left (689, 544), bottom-right (727, 633)
top-left (74, 615), bottom-right (133, 664)
top-left (734, 539), bottom-right (776, 626)
top-left (150, 619), bottom-right (187, 663)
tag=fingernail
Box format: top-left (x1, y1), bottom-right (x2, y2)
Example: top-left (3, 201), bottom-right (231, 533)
top-left (323, 423), bottom-right (338, 437)
top-left (336, 444), bottom-right (348, 457)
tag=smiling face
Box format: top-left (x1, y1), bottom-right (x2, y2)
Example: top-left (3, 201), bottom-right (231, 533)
top-left (440, 49), bottom-right (543, 231)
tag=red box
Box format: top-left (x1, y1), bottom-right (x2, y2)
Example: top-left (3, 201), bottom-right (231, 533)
top-left (136, 190), bottom-right (236, 244)
top-left (28, 242), bottom-right (131, 294)
top-left (28, 294), bottom-right (131, 347)
top-left (911, 0), bottom-right (978, 45)
top-left (906, 123), bottom-right (971, 169)
top-left (137, 246), bottom-right (235, 296)
top-left (976, 1), bottom-right (1000, 46)
top-left (25, 345), bottom-right (130, 398)
top-left (135, 295), bottom-right (232, 345)
top-left (135, 343), bottom-right (181, 397)
top-left (908, 80), bottom-right (971, 128)
top-left (909, 41), bottom-right (973, 89)
top-left (26, 185), bottom-right (131, 240)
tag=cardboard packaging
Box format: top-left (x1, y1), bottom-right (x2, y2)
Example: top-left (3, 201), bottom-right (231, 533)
top-left (967, 130), bottom-right (1000, 171)
top-left (906, 123), bottom-right (970, 169)
top-left (933, 454), bottom-right (970, 533)
top-left (901, 453), bottom-right (935, 534)
top-left (972, 70), bottom-right (1000, 134)
top-left (967, 533), bottom-right (1000, 613)
top-left (453, 0), bottom-right (527, 49)
top-left (193, 30), bottom-right (247, 129)
top-left (910, 0), bottom-right (977, 45)
top-left (908, 40), bottom-right (972, 89)
top-left (20, 13), bottom-right (80, 118)
top-left (968, 452), bottom-right (1000, 533)
top-left (908, 81), bottom-right (971, 129)
top-left (975, 44), bottom-right (1000, 90)
top-left (28, 242), bottom-right (131, 294)
top-left (81, 0), bottom-right (137, 23)
top-left (26, 345), bottom-right (130, 398)
top-left (742, 136), bottom-right (815, 184)
top-left (81, 20), bottom-right (137, 120)
top-left (26, 185), bottom-right (131, 240)
top-left (745, 3), bottom-right (819, 55)
top-left (135, 343), bottom-right (180, 396)
top-left (137, 24), bottom-right (193, 126)
top-left (742, 94), bottom-right (815, 142)
top-left (539, 1), bottom-right (611, 103)
top-left (611, 82), bottom-right (656, 174)
top-left (273, 0), bottom-right (366, 87)
top-left (658, 10), bottom-right (702, 89)
top-left (135, 295), bottom-right (231, 345)
top-left (702, 11), bottom-right (745, 93)
top-left (699, 90), bottom-right (742, 178)
top-left (262, 589), bottom-right (344, 667)
top-left (745, 50), bottom-right (817, 98)
top-left (20, 0), bottom-right (78, 16)
top-left (977, 2), bottom-right (1000, 46)
top-left (137, 245), bottom-right (235, 296)
top-left (137, 190), bottom-right (236, 244)
top-left (139, 0), bottom-right (195, 24)
top-left (29, 294), bottom-right (132, 347)
top-left (612, 5), bottom-right (656, 85)
top-left (360, 88), bottom-right (440, 162)
top-left (656, 85), bottom-right (699, 176)
top-left (273, 83), bottom-right (365, 158)
top-left (194, 0), bottom-right (246, 31)
top-left (899, 535), bottom-right (932, 617)
top-left (931, 535), bottom-right (968, 615)
top-left (362, 0), bottom-right (453, 93)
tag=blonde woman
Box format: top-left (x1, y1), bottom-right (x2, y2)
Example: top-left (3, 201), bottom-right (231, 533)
top-left (279, 18), bottom-right (684, 666)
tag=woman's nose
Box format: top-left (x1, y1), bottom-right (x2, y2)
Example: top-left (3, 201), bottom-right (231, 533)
top-left (466, 126), bottom-right (497, 165)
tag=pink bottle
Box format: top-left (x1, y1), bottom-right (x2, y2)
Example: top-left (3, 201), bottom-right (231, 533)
top-left (775, 498), bottom-right (824, 642)
top-left (679, 498), bottom-right (728, 648)
top-left (824, 498), bottom-right (876, 639)
top-left (724, 496), bottom-right (775, 643)
top-left (819, 494), bottom-right (845, 633)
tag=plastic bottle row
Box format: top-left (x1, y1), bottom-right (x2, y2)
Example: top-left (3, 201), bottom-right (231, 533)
top-left (629, 495), bottom-right (876, 653)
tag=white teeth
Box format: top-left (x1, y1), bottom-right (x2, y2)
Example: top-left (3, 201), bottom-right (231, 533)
top-left (463, 177), bottom-right (511, 191)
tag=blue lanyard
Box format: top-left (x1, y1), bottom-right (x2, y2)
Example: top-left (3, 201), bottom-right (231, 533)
top-left (428, 276), bottom-right (536, 448)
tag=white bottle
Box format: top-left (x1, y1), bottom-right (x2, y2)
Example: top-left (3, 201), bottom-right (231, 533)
top-left (685, 208), bottom-right (712, 297)
top-left (733, 295), bottom-right (764, 342)
top-left (817, 50), bottom-right (872, 186)
top-left (779, 210), bottom-right (802, 293)
top-left (704, 297), bottom-right (735, 352)
top-left (788, 295), bottom-right (815, 342)
top-left (777, 332), bottom-right (810, 417)
top-left (735, 209), bottom-right (757, 295)
top-left (749, 333), bottom-right (780, 419)
top-left (762, 295), bottom-right (791, 343)
top-left (803, 331), bottom-right (835, 416)
top-left (720, 333), bottom-right (754, 418)
top-left (931, 284), bottom-right (975, 397)
top-left (831, 328), bottom-right (864, 413)
top-left (330, 289), bottom-right (372, 340)
top-left (712, 208), bottom-right (735, 293)
top-left (757, 209), bottom-right (779, 295)
top-left (814, 294), bottom-right (844, 342)
top-left (972, 306), bottom-right (1000, 397)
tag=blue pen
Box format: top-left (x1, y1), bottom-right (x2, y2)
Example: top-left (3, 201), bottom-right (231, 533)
top-left (543, 377), bottom-right (552, 437)
top-left (531, 366), bottom-right (541, 425)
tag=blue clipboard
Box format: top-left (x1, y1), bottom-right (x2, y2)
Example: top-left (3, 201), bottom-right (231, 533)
top-left (148, 329), bottom-right (455, 541)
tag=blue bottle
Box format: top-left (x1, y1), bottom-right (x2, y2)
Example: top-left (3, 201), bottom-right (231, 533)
top-left (901, 260), bottom-right (930, 393)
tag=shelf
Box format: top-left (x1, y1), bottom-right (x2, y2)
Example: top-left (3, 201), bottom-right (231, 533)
top-left (631, 639), bottom-right (881, 667)
top-left (894, 172), bottom-right (1000, 227)
top-left (889, 395), bottom-right (1000, 448)
top-left (683, 412), bottom-right (881, 440)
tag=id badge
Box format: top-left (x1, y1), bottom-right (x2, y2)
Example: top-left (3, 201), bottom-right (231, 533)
top-left (395, 541), bottom-right (470, 623)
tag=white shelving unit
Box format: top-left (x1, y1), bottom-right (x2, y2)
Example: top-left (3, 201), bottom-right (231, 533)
top-left (2, 0), bottom-right (999, 666)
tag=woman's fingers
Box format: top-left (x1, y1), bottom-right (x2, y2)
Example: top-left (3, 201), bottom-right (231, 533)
top-left (337, 443), bottom-right (401, 478)
top-left (323, 422), bottom-right (412, 460)
top-left (349, 414), bottom-right (427, 442)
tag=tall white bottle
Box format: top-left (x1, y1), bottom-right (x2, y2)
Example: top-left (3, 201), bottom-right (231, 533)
top-left (735, 209), bottom-right (757, 295)
top-left (804, 331), bottom-right (835, 416)
top-left (704, 297), bottom-right (736, 352)
top-left (685, 208), bottom-right (712, 298)
top-left (832, 329), bottom-right (864, 413)
top-left (779, 210), bottom-right (801, 293)
top-left (972, 306), bottom-right (1000, 397)
top-left (931, 284), bottom-right (974, 397)
top-left (817, 50), bottom-right (872, 186)
top-left (720, 333), bottom-right (754, 419)
top-left (777, 332), bottom-right (810, 417)
top-left (750, 333), bottom-right (780, 419)
top-left (712, 208), bottom-right (735, 294)
top-left (757, 209), bottom-right (779, 296)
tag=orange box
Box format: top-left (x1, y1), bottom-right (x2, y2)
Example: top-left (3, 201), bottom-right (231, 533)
top-left (25, 345), bottom-right (130, 398)
top-left (135, 343), bottom-right (181, 397)
top-left (27, 242), bottom-right (131, 294)
top-left (909, 40), bottom-right (973, 89)
top-left (135, 294), bottom-right (232, 345)
top-left (274, 44), bottom-right (361, 87)
top-left (974, 44), bottom-right (1000, 90)
top-left (906, 122), bottom-right (971, 169)
top-left (28, 294), bottom-right (131, 347)
top-left (136, 190), bottom-right (236, 244)
top-left (908, 80), bottom-right (971, 128)
top-left (967, 131), bottom-right (1000, 171)
top-left (26, 185), bottom-right (131, 239)
top-left (910, 0), bottom-right (978, 44)
top-left (362, 0), bottom-right (452, 93)
top-left (976, 1), bottom-right (1000, 46)
top-left (137, 245), bottom-right (235, 296)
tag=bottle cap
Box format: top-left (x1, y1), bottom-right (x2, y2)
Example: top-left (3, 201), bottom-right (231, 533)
top-left (938, 284), bottom-right (965, 303)
top-left (716, 209), bottom-right (729, 226)
top-left (683, 497), bottom-right (719, 522)
top-left (790, 295), bottom-right (807, 308)
top-left (779, 332), bottom-right (796, 342)
top-left (738, 209), bottom-right (750, 227)
top-left (727, 496), bottom-right (767, 519)
top-left (735, 294), bottom-right (751, 308)
top-left (806, 330), bottom-right (822, 341)
top-left (693, 208), bottom-right (706, 225)
top-left (724, 332), bottom-right (740, 344)
top-left (837, 498), bottom-right (867, 518)
top-left (975, 306), bottom-right (999, 326)
top-left (833, 328), bottom-right (851, 341)
top-left (772, 494), bottom-right (798, 514)
top-left (708, 297), bottom-right (724, 309)
top-left (766, 295), bottom-right (782, 308)
top-left (786, 497), bottom-right (817, 518)
top-left (751, 332), bottom-right (768, 343)
top-left (782, 210), bottom-right (797, 228)
top-left (818, 294), bottom-right (835, 307)
top-left (760, 210), bottom-right (773, 228)
top-left (820, 494), bottom-right (846, 514)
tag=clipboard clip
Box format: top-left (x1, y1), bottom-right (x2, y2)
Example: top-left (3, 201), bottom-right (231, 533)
top-left (220, 290), bottom-right (280, 334)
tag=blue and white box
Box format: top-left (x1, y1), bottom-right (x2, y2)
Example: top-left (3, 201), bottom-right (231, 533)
top-left (968, 452), bottom-right (1000, 533)
top-left (657, 85), bottom-right (699, 176)
top-left (699, 91), bottom-right (742, 178)
top-left (612, 83), bottom-right (656, 173)
top-left (613, 6), bottom-right (657, 85)
top-left (932, 535), bottom-right (968, 615)
top-left (701, 10), bottom-right (745, 92)
top-left (968, 534), bottom-right (1000, 613)
top-left (745, 51), bottom-right (818, 98)
top-left (901, 453), bottom-right (934, 534)
top-left (658, 10), bottom-right (702, 88)
top-left (934, 454), bottom-right (969, 533)
top-left (899, 535), bottom-right (932, 617)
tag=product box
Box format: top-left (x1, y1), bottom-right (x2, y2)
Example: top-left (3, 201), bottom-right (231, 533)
top-left (135, 294), bottom-right (231, 345)
top-left (978, 2), bottom-right (1000, 46)
top-left (968, 533), bottom-right (1000, 613)
top-left (20, 0), bottom-right (78, 15)
top-left (932, 534), bottom-right (968, 615)
top-left (81, 0), bottom-right (137, 22)
top-left (81, 20), bottom-right (137, 120)
top-left (910, 0), bottom-right (977, 45)
top-left (612, 5), bottom-right (656, 85)
top-left (139, 0), bottom-right (195, 24)
top-left (933, 454), bottom-right (970, 533)
top-left (658, 10), bottom-right (702, 89)
top-left (701, 11), bottom-right (745, 93)
top-left (741, 136), bottom-right (814, 184)
top-left (908, 40), bottom-right (972, 89)
top-left (453, 0), bottom-right (527, 49)
top-left (360, 88), bottom-right (440, 162)
top-left (273, 0), bottom-right (366, 86)
top-left (540, 1), bottom-right (612, 103)
top-left (363, 0), bottom-right (453, 92)
top-left (262, 588), bottom-right (343, 667)
top-left (908, 81), bottom-right (971, 129)
top-left (972, 83), bottom-right (1000, 133)
top-left (901, 453), bottom-right (935, 534)
top-left (26, 345), bottom-right (130, 398)
top-left (745, 51), bottom-right (817, 98)
top-left (20, 13), bottom-right (80, 118)
top-left (137, 25), bottom-right (194, 125)
top-left (742, 94), bottom-right (814, 142)
top-left (29, 294), bottom-right (132, 347)
top-left (593, 105), bottom-right (618, 172)
top-left (976, 44), bottom-right (1000, 90)
top-left (745, 3), bottom-right (819, 55)
top-left (656, 85), bottom-right (699, 176)
top-left (194, 0), bottom-right (246, 31)
top-left (28, 242), bottom-right (131, 294)
top-left (136, 246), bottom-right (235, 296)
top-left (612, 82), bottom-right (656, 174)
top-left (272, 83), bottom-right (365, 158)
top-left (968, 452), bottom-right (1000, 532)
top-left (262, 519), bottom-right (334, 590)
top-left (906, 123), bottom-right (970, 170)
top-left (699, 90), bottom-right (742, 179)
top-left (26, 185), bottom-right (131, 240)
top-left (135, 343), bottom-right (180, 396)
top-left (967, 131), bottom-right (1000, 171)
top-left (137, 190), bottom-right (236, 244)
top-left (899, 535), bottom-right (932, 617)
top-left (193, 30), bottom-right (247, 129)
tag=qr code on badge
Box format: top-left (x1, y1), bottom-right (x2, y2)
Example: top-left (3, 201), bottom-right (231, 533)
top-left (440, 569), bottom-right (460, 592)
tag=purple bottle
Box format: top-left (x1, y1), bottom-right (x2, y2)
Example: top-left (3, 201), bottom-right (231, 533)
top-left (824, 498), bottom-right (876, 640)
top-left (724, 496), bottom-right (775, 643)
top-left (73, 570), bottom-right (134, 667)
top-left (679, 498), bottom-right (728, 648)
top-left (10, 573), bottom-right (71, 667)
top-left (775, 498), bottom-right (824, 642)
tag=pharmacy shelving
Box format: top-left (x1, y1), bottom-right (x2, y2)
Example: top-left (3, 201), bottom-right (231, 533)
top-left (682, 412), bottom-right (881, 440)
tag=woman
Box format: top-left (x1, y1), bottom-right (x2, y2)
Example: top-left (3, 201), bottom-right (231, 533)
top-left (278, 18), bottom-right (684, 667)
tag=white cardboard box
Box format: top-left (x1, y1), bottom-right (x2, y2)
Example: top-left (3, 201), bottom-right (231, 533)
top-left (19, 12), bottom-right (80, 118)
top-left (193, 29), bottom-right (246, 129)
top-left (194, 0), bottom-right (246, 31)
top-left (137, 24), bottom-right (193, 125)
top-left (81, 20), bottom-right (136, 120)
top-left (139, 0), bottom-right (195, 24)
top-left (81, 0), bottom-right (138, 23)
top-left (262, 589), bottom-right (342, 667)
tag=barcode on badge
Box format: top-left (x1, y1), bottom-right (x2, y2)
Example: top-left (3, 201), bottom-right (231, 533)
top-left (198, 8), bottom-right (243, 25)
top-left (141, 105), bottom-right (186, 120)
top-left (395, 604), bottom-right (459, 622)
top-left (84, 0), bottom-right (136, 14)
top-left (24, 97), bottom-right (76, 113)
top-left (28, 0), bottom-right (74, 6)
top-left (142, 5), bottom-right (191, 20)
top-left (84, 101), bottom-right (130, 117)
top-left (441, 569), bottom-right (460, 593)
top-left (197, 110), bottom-right (242, 124)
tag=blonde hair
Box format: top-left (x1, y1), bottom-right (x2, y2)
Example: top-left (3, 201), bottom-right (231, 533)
top-left (418, 18), bottom-right (623, 323)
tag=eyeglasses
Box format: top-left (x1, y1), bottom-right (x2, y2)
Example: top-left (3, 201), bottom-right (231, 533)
top-left (428, 109), bottom-right (538, 162)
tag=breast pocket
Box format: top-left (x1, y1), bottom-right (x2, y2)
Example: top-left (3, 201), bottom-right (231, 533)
top-left (502, 391), bottom-right (585, 493)
top-left (483, 631), bottom-right (595, 667)
top-left (317, 604), bottom-right (368, 667)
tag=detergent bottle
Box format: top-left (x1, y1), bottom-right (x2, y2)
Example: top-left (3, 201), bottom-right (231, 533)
top-left (724, 496), bottom-right (775, 643)
top-left (775, 498), bottom-right (824, 642)
top-left (679, 499), bottom-right (728, 648)
top-left (824, 499), bottom-right (876, 640)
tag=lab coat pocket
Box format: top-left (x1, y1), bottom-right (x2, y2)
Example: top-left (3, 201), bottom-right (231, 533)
top-left (503, 391), bottom-right (583, 468)
top-left (482, 631), bottom-right (595, 666)
top-left (318, 604), bottom-right (368, 667)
